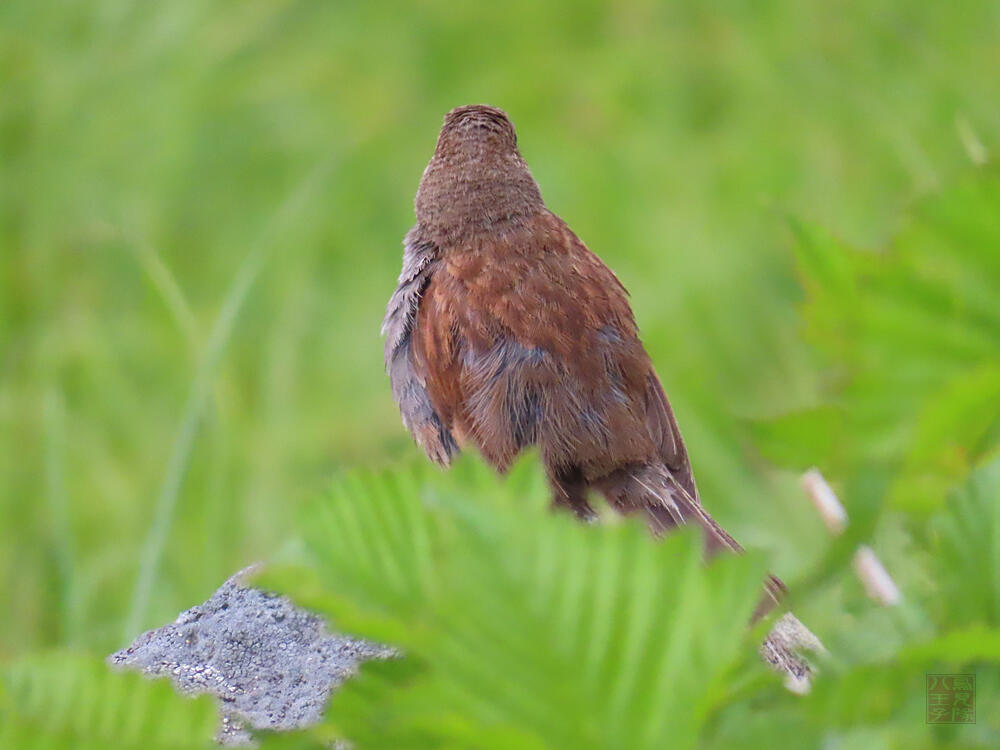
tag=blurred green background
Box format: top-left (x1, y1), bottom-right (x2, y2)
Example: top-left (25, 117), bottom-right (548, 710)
top-left (2, 0), bottom-right (998, 674)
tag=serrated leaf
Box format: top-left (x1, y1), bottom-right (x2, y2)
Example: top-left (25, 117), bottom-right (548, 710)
top-left (0, 652), bottom-right (217, 750)
top-left (770, 171), bottom-right (1000, 514)
top-left (277, 462), bottom-right (770, 750)
top-left (933, 455), bottom-right (1000, 627)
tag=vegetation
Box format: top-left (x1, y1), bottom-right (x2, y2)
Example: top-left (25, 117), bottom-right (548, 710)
top-left (2, 1), bottom-right (998, 747)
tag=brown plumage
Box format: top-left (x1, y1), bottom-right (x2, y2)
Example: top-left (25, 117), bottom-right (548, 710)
top-left (384, 104), bottom-right (783, 610)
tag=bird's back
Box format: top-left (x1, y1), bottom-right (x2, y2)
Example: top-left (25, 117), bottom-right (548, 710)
top-left (409, 210), bottom-right (698, 499)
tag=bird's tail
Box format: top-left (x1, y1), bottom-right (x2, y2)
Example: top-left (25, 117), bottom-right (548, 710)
top-left (595, 461), bottom-right (785, 621)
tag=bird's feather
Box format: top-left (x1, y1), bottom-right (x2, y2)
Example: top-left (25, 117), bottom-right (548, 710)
top-left (383, 228), bottom-right (458, 465)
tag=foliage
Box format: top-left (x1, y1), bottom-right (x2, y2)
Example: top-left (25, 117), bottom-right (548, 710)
top-left (250, 453), bottom-right (999, 749)
top-left (755, 171), bottom-right (1000, 515)
top-left (0, 652), bottom-right (218, 749)
top-left (932, 457), bottom-right (1000, 627)
top-left (4, 455), bottom-right (999, 748)
top-left (707, 459), bottom-right (1000, 750)
top-left (264, 460), bottom-right (769, 749)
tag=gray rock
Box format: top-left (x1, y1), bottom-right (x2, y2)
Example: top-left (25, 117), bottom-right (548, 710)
top-left (109, 565), bottom-right (393, 745)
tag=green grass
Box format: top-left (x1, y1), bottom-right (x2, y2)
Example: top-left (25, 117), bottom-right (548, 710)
top-left (2, 0), bottom-right (998, 673)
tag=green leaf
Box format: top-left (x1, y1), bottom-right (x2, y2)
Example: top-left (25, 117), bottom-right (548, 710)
top-left (900, 625), bottom-right (1000, 662)
top-left (890, 364), bottom-right (1000, 513)
top-left (0, 652), bottom-right (218, 750)
top-left (932, 455), bottom-right (1000, 627)
top-left (770, 171), bottom-right (1000, 514)
top-left (278, 461), bottom-right (771, 750)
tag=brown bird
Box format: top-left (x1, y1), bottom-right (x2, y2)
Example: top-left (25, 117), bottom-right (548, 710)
top-left (384, 104), bottom-right (783, 609)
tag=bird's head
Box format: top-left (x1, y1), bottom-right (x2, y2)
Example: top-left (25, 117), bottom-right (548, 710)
top-left (433, 104), bottom-right (520, 161)
top-left (415, 104), bottom-right (543, 237)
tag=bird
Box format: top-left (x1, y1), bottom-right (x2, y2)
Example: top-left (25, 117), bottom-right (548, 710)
top-left (383, 104), bottom-right (783, 610)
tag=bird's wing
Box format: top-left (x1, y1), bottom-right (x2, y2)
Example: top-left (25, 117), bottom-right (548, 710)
top-left (382, 227), bottom-right (459, 466)
top-left (644, 371), bottom-right (700, 503)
